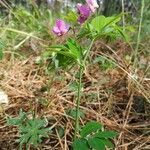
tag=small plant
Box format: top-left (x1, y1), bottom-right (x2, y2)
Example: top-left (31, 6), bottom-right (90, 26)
top-left (7, 109), bottom-right (50, 150)
top-left (72, 121), bottom-right (117, 150)
top-left (48, 0), bottom-right (127, 146)
top-left (94, 56), bottom-right (116, 70)
top-left (2, 0), bottom-right (129, 149)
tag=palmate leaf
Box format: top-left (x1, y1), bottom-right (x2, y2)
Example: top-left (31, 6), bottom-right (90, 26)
top-left (103, 15), bottom-right (121, 28)
top-left (49, 38), bottom-right (83, 68)
top-left (37, 128), bottom-right (50, 137)
top-left (80, 121), bottom-right (103, 138)
top-left (66, 38), bottom-right (83, 61)
top-left (88, 137), bottom-right (105, 150)
top-left (29, 118), bottom-right (47, 129)
top-left (113, 25), bottom-right (129, 42)
top-left (48, 49), bottom-right (77, 60)
top-left (95, 131), bottom-right (118, 139)
top-left (7, 109), bottom-right (27, 126)
top-left (88, 138), bottom-right (115, 150)
top-left (100, 139), bottom-right (115, 148)
top-left (57, 54), bottom-right (74, 68)
top-left (91, 15), bottom-right (121, 32)
top-left (19, 132), bottom-right (31, 145)
top-left (50, 39), bottom-right (83, 61)
top-left (72, 138), bottom-right (89, 150)
top-left (77, 27), bottom-right (91, 39)
top-left (18, 117), bottom-right (50, 147)
top-left (91, 15), bottom-right (106, 33)
top-left (64, 10), bottom-right (78, 23)
top-left (90, 14), bottom-right (125, 41)
top-left (59, 49), bottom-right (78, 60)
top-left (72, 121), bottom-right (117, 150)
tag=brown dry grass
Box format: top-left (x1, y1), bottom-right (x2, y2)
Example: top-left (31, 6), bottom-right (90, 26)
top-left (0, 40), bottom-right (149, 150)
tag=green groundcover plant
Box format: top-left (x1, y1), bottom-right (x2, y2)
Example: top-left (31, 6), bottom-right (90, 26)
top-left (7, 109), bottom-right (50, 150)
top-left (72, 121), bottom-right (117, 150)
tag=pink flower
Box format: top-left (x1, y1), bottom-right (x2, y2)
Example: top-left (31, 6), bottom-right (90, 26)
top-left (86, 0), bottom-right (99, 12)
top-left (52, 19), bottom-right (70, 36)
top-left (77, 3), bottom-right (91, 24)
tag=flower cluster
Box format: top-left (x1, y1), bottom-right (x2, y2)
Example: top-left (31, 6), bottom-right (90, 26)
top-left (52, 19), bottom-right (70, 36)
top-left (86, 0), bottom-right (99, 13)
top-left (52, 0), bottom-right (99, 36)
top-left (77, 0), bottom-right (99, 24)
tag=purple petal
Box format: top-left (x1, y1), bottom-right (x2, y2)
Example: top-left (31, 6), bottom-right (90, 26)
top-left (78, 15), bottom-right (88, 24)
top-left (52, 26), bottom-right (60, 34)
top-left (77, 3), bottom-right (91, 18)
top-left (89, 5), bottom-right (96, 13)
top-left (86, 0), bottom-right (99, 7)
top-left (86, 0), bottom-right (99, 12)
top-left (53, 19), bottom-right (70, 36)
top-left (56, 19), bottom-right (65, 29)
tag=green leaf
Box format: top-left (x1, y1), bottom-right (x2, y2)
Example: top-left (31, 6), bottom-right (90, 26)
top-left (19, 132), bottom-right (31, 145)
top-left (19, 117), bottom-right (50, 146)
top-left (8, 110), bottom-right (50, 147)
top-left (55, 53), bottom-right (75, 68)
top-left (81, 121), bottom-right (103, 138)
top-left (88, 137), bottom-right (105, 150)
top-left (49, 39), bottom-right (83, 66)
top-left (77, 28), bottom-right (91, 39)
top-left (90, 15), bottom-right (123, 40)
top-left (57, 127), bottom-right (65, 138)
top-left (94, 56), bottom-right (116, 70)
top-left (64, 11), bottom-right (78, 23)
top-left (50, 45), bottom-right (66, 50)
top-left (91, 16), bottom-right (106, 32)
top-left (0, 39), bottom-right (6, 60)
top-left (66, 38), bottom-right (82, 61)
top-left (95, 131), bottom-right (118, 139)
top-left (100, 139), bottom-right (115, 148)
top-left (104, 15), bottom-right (121, 28)
top-left (72, 138), bottom-right (89, 150)
top-left (56, 51), bottom-right (77, 60)
top-left (113, 26), bottom-right (129, 42)
top-left (7, 109), bottom-right (27, 126)
top-left (66, 108), bottom-right (85, 119)
top-left (0, 49), bottom-right (3, 60)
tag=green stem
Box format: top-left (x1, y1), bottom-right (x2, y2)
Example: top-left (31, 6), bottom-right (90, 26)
top-left (74, 38), bottom-right (95, 139)
top-left (74, 65), bottom-right (83, 139)
top-left (134, 0), bottom-right (145, 68)
top-left (121, 0), bottom-right (125, 31)
top-left (83, 39), bottom-right (95, 64)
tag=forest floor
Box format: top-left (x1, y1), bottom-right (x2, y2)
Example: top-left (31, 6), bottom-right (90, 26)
top-left (0, 40), bottom-right (150, 150)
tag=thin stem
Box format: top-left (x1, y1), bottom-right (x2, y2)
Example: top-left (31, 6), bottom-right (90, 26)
top-left (74, 38), bottom-right (95, 139)
top-left (74, 65), bottom-right (83, 139)
top-left (121, 0), bottom-right (125, 31)
top-left (134, 0), bottom-right (145, 68)
top-left (83, 38), bottom-right (95, 64)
